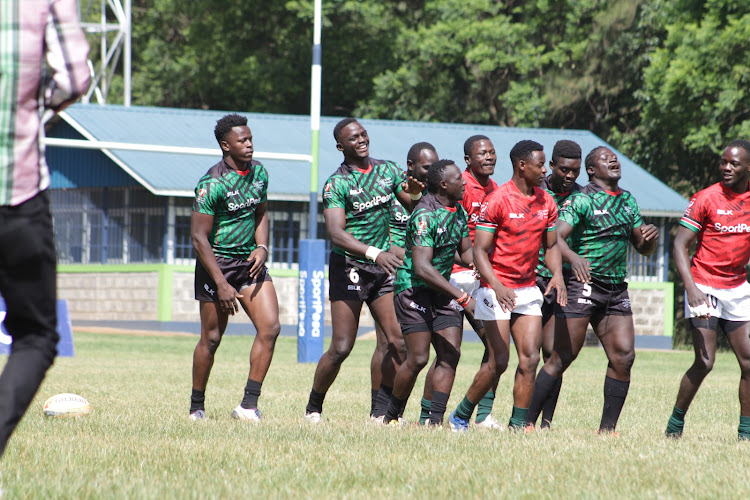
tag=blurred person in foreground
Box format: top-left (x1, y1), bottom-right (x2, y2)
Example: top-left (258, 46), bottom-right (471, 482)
top-left (0, 0), bottom-right (90, 456)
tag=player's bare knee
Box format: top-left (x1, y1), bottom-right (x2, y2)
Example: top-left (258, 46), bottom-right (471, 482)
top-left (558, 349), bottom-right (578, 371)
top-left (328, 343), bottom-right (353, 365)
top-left (518, 350), bottom-right (540, 373)
top-left (693, 354), bottom-right (715, 375)
top-left (202, 335), bottom-right (222, 355)
top-left (409, 351), bottom-right (430, 372)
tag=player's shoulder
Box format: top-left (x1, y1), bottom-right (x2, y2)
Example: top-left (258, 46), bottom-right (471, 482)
top-left (371, 158), bottom-right (402, 173)
top-left (199, 160), bottom-right (227, 182)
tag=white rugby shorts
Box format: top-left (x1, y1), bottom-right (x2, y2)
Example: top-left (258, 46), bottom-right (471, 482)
top-left (685, 281), bottom-right (750, 322)
top-left (474, 285), bottom-right (543, 321)
top-left (449, 269), bottom-right (481, 311)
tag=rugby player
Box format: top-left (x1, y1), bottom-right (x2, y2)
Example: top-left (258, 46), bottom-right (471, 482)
top-left (665, 139), bottom-right (750, 440)
top-left (418, 135), bottom-right (503, 429)
top-left (190, 114), bottom-right (281, 421)
top-left (370, 142), bottom-right (436, 420)
top-left (448, 140), bottom-right (566, 431)
top-left (533, 139), bottom-right (582, 429)
top-left (526, 146), bottom-right (659, 434)
top-left (384, 160), bottom-right (474, 426)
top-left (304, 118), bottom-right (416, 422)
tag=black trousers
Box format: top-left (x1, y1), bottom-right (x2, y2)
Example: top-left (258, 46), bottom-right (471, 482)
top-left (0, 191), bottom-right (59, 457)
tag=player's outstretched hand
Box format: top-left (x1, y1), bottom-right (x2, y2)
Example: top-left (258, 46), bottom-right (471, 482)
top-left (375, 251), bottom-right (404, 275)
top-left (569, 255), bottom-right (591, 283)
top-left (492, 283), bottom-right (517, 313)
top-left (217, 283), bottom-right (242, 315)
top-left (402, 176), bottom-right (426, 196)
top-left (640, 224), bottom-right (659, 242)
top-left (547, 274), bottom-right (567, 307)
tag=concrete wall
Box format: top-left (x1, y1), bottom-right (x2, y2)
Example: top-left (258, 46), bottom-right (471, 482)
top-left (57, 269), bottom-right (670, 336)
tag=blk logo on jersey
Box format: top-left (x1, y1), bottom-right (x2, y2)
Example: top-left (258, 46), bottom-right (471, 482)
top-left (717, 209), bottom-right (734, 216)
top-left (594, 209), bottom-right (609, 216)
top-left (409, 301), bottom-right (427, 313)
top-left (509, 213), bottom-right (524, 219)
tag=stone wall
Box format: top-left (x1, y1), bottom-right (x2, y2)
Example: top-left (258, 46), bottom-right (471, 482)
top-left (57, 271), bottom-right (664, 335)
top-left (57, 272), bottom-right (160, 321)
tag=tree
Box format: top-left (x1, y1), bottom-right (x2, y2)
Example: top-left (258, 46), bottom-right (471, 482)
top-left (613, 0), bottom-right (750, 195)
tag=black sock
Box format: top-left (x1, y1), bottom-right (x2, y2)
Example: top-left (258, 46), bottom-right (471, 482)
top-left (370, 389), bottom-right (379, 417)
top-left (241, 379), bottom-right (262, 409)
top-left (541, 375), bottom-right (563, 428)
top-left (306, 389), bottom-right (325, 415)
top-left (429, 391), bottom-right (450, 426)
top-left (190, 389), bottom-right (205, 413)
top-left (600, 376), bottom-right (630, 432)
top-left (526, 368), bottom-right (558, 425)
top-left (373, 384), bottom-right (393, 418)
top-left (385, 395), bottom-right (406, 423)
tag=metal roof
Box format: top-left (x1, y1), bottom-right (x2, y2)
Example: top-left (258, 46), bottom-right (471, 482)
top-left (53, 104), bottom-right (688, 215)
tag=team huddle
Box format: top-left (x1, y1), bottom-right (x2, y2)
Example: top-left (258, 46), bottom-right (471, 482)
top-left (188, 114), bottom-right (750, 440)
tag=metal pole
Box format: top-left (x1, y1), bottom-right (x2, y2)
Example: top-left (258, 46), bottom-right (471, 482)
top-left (124, 0), bottom-right (131, 106)
top-left (308, 0), bottom-right (322, 239)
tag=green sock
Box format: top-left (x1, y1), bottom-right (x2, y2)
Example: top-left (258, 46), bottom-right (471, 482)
top-left (738, 416), bottom-right (750, 441)
top-left (508, 406), bottom-right (528, 430)
top-left (454, 396), bottom-right (477, 421)
top-left (419, 397), bottom-right (431, 425)
top-left (475, 391), bottom-right (495, 424)
top-left (665, 406), bottom-right (686, 437)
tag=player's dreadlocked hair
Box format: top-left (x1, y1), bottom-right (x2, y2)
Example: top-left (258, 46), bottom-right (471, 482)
top-left (407, 142), bottom-right (437, 165)
top-left (464, 135), bottom-right (491, 156)
top-left (214, 114), bottom-right (248, 144)
top-left (333, 118), bottom-right (359, 142)
top-left (426, 160), bottom-right (457, 194)
top-left (551, 140), bottom-right (582, 163)
top-left (510, 140), bottom-right (544, 166)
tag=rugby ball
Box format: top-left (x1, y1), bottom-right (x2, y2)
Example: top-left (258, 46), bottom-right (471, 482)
top-left (43, 393), bottom-right (92, 418)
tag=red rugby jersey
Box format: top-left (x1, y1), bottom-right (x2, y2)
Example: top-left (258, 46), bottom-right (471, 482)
top-left (451, 169), bottom-right (499, 274)
top-left (476, 181), bottom-right (558, 288)
top-left (680, 182), bottom-right (750, 288)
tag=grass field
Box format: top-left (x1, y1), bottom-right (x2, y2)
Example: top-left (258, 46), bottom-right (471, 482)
top-left (1, 331), bottom-right (749, 498)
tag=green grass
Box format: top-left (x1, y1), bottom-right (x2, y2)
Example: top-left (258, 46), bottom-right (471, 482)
top-left (2, 332), bottom-right (750, 498)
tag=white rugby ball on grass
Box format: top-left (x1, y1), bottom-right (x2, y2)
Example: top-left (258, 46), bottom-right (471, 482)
top-left (43, 393), bottom-right (92, 418)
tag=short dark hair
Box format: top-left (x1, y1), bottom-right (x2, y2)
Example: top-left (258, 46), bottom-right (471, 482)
top-left (510, 140), bottom-right (543, 166)
top-left (426, 159), bottom-right (456, 193)
top-left (407, 142), bottom-right (437, 165)
top-left (214, 114), bottom-right (247, 144)
top-left (464, 135), bottom-right (490, 156)
top-left (727, 139), bottom-right (750, 155)
top-left (551, 140), bottom-right (582, 163)
top-left (333, 118), bottom-right (359, 142)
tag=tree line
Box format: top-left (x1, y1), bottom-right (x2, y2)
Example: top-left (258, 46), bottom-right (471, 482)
top-left (107, 0), bottom-right (749, 196)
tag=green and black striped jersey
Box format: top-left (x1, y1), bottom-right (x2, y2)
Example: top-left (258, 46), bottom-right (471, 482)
top-left (389, 195), bottom-right (410, 248)
top-left (536, 177), bottom-right (581, 278)
top-left (322, 158), bottom-right (404, 263)
top-left (559, 182), bottom-right (643, 284)
top-left (193, 159), bottom-right (268, 259)
top-left (395, 193), bottom-right (469, 294)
